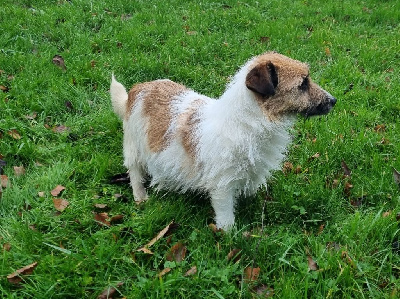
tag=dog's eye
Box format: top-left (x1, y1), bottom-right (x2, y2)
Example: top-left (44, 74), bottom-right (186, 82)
top-left (299, 77), bottom-right (309, 91)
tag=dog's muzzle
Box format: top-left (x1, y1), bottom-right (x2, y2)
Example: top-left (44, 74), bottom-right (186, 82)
top-left (303, 93), bottom-right (337, 117)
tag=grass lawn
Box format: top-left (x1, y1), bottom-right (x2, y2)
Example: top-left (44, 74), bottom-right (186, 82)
top-left (1, 0), bottom-right (400, 297)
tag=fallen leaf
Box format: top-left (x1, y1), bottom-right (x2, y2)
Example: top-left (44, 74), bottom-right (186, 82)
top-left (0, 85), bottom-right (9, 92)
top-left (186, 31), bottom-right (197, 35)
top-left (341, 251), bottom-right (356, 267)
top-left (7, 262), bottom-right (38, 284)
top-left (158, 268), bottom-right (171, 278)
top-left (24, 112), bottom-right (38, 120)
top-left (341, 160), bottom-right (351, 177)
top-left (344, 181), bottom-right (353, 197)
top-left (38, 191), bottom-right (45, 197)
top-left (1, 175), bottom-right (9, 188)
top-left (325, 47), bottom-right (331, 56)
top-left (13, 166), bottom-right (25, 176)
top-left (374, 124), bottom-right (386, 132)
top-left (166, 242), bottom-right (187, 263)
top-left (307, 256), bottom-right (318, 271)
top-left (94, 203), bottom-right (108, 210)
top-left (137, 220), bottom-right (175, 254)
top-left (382, 211), bottom-right (392, 218)
top-left (311, 152), bottom-right (320, 160)
top-left (51, 185), bottom-right (65, 197)
top-left (52, 125), bottom-right (70, 133)
top-left (227, 248), bottom-right (242, 263)
top-left (326, 242), bottom-right (341, 252)
top-left (3, 243), bottom-right (11, 251)
top-left (282, 162), bottom-right (293, 174)
top-left (94, 212), bottom-right (110, 227)
top-left (251, 285), bottom-right (274, 298)
top-left (8, 129), bottom-right (21, 140)
top-left (208, 223), bottom-right (223, 234)
top-left (260, 36), bottom-right (270, 43)
top-left (317, 224), bottom-right (325, 235)
top-left (65, 101), bottom-right (73, 110)
top-left (244, 267), bottom-right (260, 283)
top-left (393, 168), bottom-right (400, 188)
top-left (52, 198), bottom-right (69, 212)
top-left (184, 266), bottom-right (197, 277)
top-left (97, 282), bottom-right (123, 299)
top-left (52, 55), bottom-right (66, 71)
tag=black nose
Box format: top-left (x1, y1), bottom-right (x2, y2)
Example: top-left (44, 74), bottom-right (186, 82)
top-left (329, 96), bottom-right (337, 106)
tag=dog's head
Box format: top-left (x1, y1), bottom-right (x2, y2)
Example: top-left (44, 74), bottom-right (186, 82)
top-left (245, 52), bottom-right (336, 120)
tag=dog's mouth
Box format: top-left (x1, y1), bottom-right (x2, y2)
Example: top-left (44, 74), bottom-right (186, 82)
top-left (302, 95), bottom-right (337, 117)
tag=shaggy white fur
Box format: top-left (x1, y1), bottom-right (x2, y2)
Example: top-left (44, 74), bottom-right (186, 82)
top-left (110, 52), bottom-right (336, 229)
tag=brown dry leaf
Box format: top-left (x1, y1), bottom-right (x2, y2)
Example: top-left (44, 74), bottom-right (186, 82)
top-left (52, 198), bottom-right (69, 212)
top-left (341, 160), bottom-right (351, 177)
top-left (382, 211), bottom-right (392, 218)
top-left (325, 47), bottom-right (331, 56)
top-left (341, 251), bottom-right (356, 268)
top-left (94, 212), bottom-right (110, 227)
top-left (94, 203), bottom-right (108, 210)
top-left (51, 185), bottom-right (66, 197)
top-left (260, 36), bottom-right (270, 43)
top-left (25, 112), bottom-right (38, 120)
top-left (97, 282), bottom-right (123, 299)
top-left (8, 129), bottom-right (21, 140)
top-left (307, 256), bottom-right (318, 271)
top-left (393, 168), bottom-right (400, 188)
top-left (311, 152), bottom-right (320, 160)
top-left (294, 165), bottom-right (302, 174)
top-left (13, 166), bottom-right (25, 176)
top-left (317, 224), bottom-right (325, 235)
top-left (282, 162), bottom-right (293, 174)
top-left (52, 125), bottom-right (70, 133)
top-left (7, 262), bottom-right (38, 284)
top-left (374, 124), bottom-right (386, 132)
top-left (52, 55), bottom-right (66, 71)
top-left (252, 285), bottom-right (274, 298)
top-left (0, 85), bottom-right (9, 92)
top-left (344, 181), bottom-right (353, 197)
top-left (166, 242), bottom-right (187, 263)
top-left (227, 248), bottom-right (242, 263)
top-left (3, 243), bottom-right (11, 251)
top-left (137, 220), bottom-right (175, 254)
top-left (208, 223), bottom-right (223, 234)
top-left (158, 268), bottom-right (171, 278)
top-left (1, 175), bottom-right (9, 188)
top-left (326, 242), bottom-right (341, 252)
top-left (244, 267), bottom-right (260, 283)
top-left (184, 266), bottom-right (197, 277)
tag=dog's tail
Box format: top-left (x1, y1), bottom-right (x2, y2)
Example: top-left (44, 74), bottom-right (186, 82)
top-left (110, 74), bottom-right (128, 119)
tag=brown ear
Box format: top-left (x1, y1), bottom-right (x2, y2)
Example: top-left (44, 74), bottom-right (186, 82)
top-left (245, 62), bottom-right (278, 98)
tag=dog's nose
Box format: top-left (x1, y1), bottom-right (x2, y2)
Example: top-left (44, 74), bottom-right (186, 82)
top-left (329, 96), bottom-right (337, 106)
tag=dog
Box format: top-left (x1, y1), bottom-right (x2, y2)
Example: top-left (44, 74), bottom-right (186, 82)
top-left (110, 52), bottom-right (336, 229)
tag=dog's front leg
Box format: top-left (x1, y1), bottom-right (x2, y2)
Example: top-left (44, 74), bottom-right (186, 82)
top-left (210, 189), bottom-right (235, 230)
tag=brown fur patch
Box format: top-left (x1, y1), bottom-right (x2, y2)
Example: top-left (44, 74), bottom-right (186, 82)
top-left (178, 99), bottom-right (206, 158)
top-left (127, 80), bottom-right (188, 152)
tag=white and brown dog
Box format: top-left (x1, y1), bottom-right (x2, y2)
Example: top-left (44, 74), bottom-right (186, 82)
top-left (110, 52), bottom-right (336, 229)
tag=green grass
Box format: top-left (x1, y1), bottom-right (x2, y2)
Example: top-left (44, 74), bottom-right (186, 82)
top-left (1, 0), bottom-right (399, 297)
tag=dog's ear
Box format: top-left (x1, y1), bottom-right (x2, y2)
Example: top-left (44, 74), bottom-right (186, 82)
top-left (245, 62), bottom-right (278, 98)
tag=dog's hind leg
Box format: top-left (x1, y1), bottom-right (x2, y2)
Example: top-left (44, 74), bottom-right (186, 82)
top-left (128, 165), bottom-right (148, 203)
top-left (210, 189), bottom-right (235, 230)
